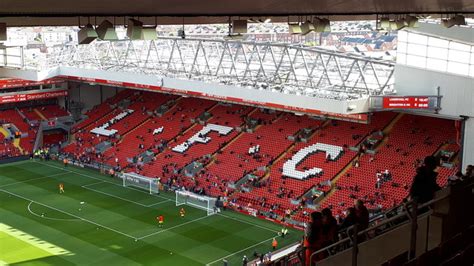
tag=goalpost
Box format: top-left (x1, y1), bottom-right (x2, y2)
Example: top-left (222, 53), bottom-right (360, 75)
top-left (175, 190), bottom-right (217, 216)
top-left (121, 172), bottom-right (160, 194)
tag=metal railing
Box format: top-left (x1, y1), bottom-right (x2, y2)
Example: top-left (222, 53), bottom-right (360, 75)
top-left (307, 195), bottom-right (449, 266)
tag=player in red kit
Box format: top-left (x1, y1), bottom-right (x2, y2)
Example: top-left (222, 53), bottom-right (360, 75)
top-left (157, 215), bottom-right (164, 228)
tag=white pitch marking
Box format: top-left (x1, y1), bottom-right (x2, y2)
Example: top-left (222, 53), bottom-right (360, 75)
top-left (36, 162), bottom-right (172, 201)
top-left (0, 172), bottom-right (68, 188)
top-left (137, 215), bottom-right (210, 240)
top-left (205, 236), bottom-right (276, 266)
top-left (1, 188), bottom-right (136, 239)
top-left (81, 184), bottom-right (171, 208)
top-left (27, 201), bottom-right (79, 222)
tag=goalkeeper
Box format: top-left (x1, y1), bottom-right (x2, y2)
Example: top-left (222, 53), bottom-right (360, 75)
top-left (179, 208), bottom-right (186, 218)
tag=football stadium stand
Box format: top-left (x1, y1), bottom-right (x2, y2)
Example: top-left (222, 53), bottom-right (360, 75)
top-left (0, 3), bottom-right (472, 265)
top-left (57, 91), bottom-right (460, 227)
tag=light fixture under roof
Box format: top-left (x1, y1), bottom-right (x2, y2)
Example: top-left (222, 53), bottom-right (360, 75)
top-left (232, 20), bottom-right (247, 34)
top-left (442, 15), bottom-right (466, 28)
top-left (0, 23), bottom-right (6, 42)
top-left (127, 19), bottom-right (143, 40)
top-left (96, 20), bottom-right (118, 41)
top-left (380, 17), bottom-right (390, 30)
top-left (395, 19), bottom-right (408, 30)
top-left (300, 20), bottom-right (315, 35)
top-left (288, 23), bottom-right (302, 34)
top-left (141, 26), bottom-right (157, 40)
top-left (405, 15), bottom-right (419, 28)
top-left (78, 23), bottom-right (98, 44)
top-left (313, 18), bottom-right (331, 32)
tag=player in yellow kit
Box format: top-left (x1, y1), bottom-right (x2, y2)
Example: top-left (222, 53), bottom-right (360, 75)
top-left (179, 208), bottom-right (186, 218)
top-left (59, 183), bottom-right (65, 193)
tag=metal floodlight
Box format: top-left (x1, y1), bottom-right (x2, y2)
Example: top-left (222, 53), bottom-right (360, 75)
top-left (320, 18), bottom-right (331, 32)
top-left (380, 18), bottom-right (390, 30)
top-left (395, 19), bottom-right (408, 30)
top-left (405, 15), bottom-right (419, 28)
top-left (452, 15), bottom-right (466, 26)
top-left (300, 20), bottom-right (315, 35)
top-left (232, 20), bottom-right (247, 34)
top-left (313, 18), bottom-right (325, 32)
top-left (78, 23), bottom-right (98, 44)
top-left (0, 23), bottom-right (6, 42)
top-left (141, 26), bottom-right (157, 40)
top-left (127, 19), bottom-right (143, 40)
top-left (288, 23), bottom-right (302, 34)
top-left (389, 20), bottom-right (398, 31)
top-left (178, 29), bottom-right (186, 39)
top-left (96, 20), bottom-right (118, 41)
top-left (442, 15), bottom-right (466, 28)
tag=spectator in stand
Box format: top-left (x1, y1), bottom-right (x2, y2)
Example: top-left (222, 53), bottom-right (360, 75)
top-left (339, 207), bottom-right (357, 231)
top-left (447, 171), bottom-right (463, 185)
top-left (465, 165), bottom-right (473, 179)
top-left (303, 212), bottom-right (324, 266)
top-left (409, 156), bottom-right (440, 204)
top-left (354, 199), bottom-right (369, 230)
top-left (321, 208), bottom-right (338, 245)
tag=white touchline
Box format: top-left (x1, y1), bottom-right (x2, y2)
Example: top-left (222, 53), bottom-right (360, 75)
top-left (1, 188), bottom-right (137, 240)
top-left (0, 172), bottom-right (69, 188)
top-left (217, 213), bottom-right (279, 233)
top-left (205, 236), bottom-right (276, 266)
top-left (81, 184), bottom-right (171, 208)
top-left (137, 215), bottom-right (210, 240)
top-left (36, 162), bottom-right (172, 201)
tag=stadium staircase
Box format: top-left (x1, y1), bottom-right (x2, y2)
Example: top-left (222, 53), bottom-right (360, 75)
top-left (33, 109), bottom-right (47, 120)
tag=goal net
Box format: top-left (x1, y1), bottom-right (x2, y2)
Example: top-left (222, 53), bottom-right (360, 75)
top-left (121, 172), bottom-right (160, 194)
top-left (175, 190), bottom-right (217, 216)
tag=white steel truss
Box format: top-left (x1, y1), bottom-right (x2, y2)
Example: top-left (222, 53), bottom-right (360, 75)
top-left (2, 37), bottom-right (395, 100)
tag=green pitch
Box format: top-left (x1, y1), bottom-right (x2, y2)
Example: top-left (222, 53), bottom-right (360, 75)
top-left (0, 160), bottom-right (300, 265)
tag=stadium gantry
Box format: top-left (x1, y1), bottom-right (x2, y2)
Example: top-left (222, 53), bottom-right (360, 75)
top-left (1, 38), bottom-right (395, 100)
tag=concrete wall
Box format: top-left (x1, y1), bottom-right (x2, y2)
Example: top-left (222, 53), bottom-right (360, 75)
top-left (395, 65), bottom-right (474, 118)
top-left (67, 82), bottom-right (123, 113)
top-left (407, 23), bottom-right (474, 44)
top-left (462, 118), bottom-right (474, 170)
top-left (318, 214), bottom-right (436, 266)
top-left (395, 65), bottom-right (474, 168)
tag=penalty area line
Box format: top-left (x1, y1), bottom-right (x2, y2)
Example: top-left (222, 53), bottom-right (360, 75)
top-left (1, 188), bottom-right (137, 240)
top-left (137, 215), bottom-right (210, 240)
top-left (35, 161), bottom-right (172, 201)
top-left (81, 184), bottom-right (171, 208)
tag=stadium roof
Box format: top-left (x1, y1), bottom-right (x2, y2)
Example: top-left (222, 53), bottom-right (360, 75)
top-left (0, 0), bottom-right (473, 26)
